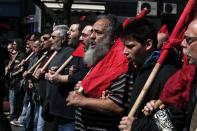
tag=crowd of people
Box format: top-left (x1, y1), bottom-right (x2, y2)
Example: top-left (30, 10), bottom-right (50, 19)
top-left (0, 13), bottom-right (197, 131)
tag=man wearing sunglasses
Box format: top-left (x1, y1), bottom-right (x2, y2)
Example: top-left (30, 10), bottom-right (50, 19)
top-left (181, 19), bottom-right (197, 131)
top-left (44, 24), bottom-right (87, 131)
top-left (41, 31), bottom-right (52, 51)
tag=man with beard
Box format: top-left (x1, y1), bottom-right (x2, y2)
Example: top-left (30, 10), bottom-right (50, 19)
top-left (66, 14), bottom-right (131, 130)
top-left (67, 21), bottom-right (84, 49)
top-left (44, 24), bottom-right (88, 131)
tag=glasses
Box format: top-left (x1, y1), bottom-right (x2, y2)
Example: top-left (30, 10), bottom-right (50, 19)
top-left (184, 36), bottom-right (197, 45)
top-left (81, 33), bottom-right (90, 38)
top-left (51, 35), bottom-right (61, 40)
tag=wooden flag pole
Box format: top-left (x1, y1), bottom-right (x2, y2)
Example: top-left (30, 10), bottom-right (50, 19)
top-left (128, 0), bottom-right (196, 117)
top-left (40, 51), bottom-right (58, 73)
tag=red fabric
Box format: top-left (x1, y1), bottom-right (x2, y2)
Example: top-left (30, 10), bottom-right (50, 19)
top-left (122, 8), bottom-right (150, 29)
top-left (122, 18), bottom-right (133, 29)
top-left (72, 42), bottom-right (85, 57)
top-left (82, 38), bottom-right (128, 98)
top-left (160, 65), bottom-right (196, 109)
top-left (80, 16), bottom-right (87, 21)
top-left (158, 0), bottom-right (196, 64)
top-left (159, 0), bottom-right (196, 110)
top-left (158, 24), bottom-right (169, 37)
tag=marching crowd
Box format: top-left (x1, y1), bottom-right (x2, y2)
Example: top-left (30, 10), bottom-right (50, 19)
top-left (0, 13), bottom-right (197, 131)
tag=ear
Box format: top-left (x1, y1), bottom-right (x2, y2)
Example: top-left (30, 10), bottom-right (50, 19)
top-left (145, 39), bottom-right (153, 51)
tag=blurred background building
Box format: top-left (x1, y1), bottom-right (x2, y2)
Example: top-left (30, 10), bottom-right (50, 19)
top-left (0, 0), bottom-right (190, 41)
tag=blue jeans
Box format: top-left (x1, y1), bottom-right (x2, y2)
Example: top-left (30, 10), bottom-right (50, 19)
top-left (58, 122), bottom-right (75, 131)
top-left (9, 89), bottom-right (15, 119)
top-left (18, 92), bottom-right (30, 124)
top-left (23, 101), bottom-right (32, 129)
top-left (34, 104), bottom-right (45, 131)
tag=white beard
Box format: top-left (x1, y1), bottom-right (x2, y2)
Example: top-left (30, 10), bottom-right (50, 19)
top-left (83, 44), bottom-right (109, 65)
top-left (51, 41), bottom-right (62, 51)
top-left (83, 36), bottom-right (111, 65)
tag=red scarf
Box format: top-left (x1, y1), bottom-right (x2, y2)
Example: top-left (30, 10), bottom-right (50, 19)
top-left (82, 38), bottom-right (128, 98)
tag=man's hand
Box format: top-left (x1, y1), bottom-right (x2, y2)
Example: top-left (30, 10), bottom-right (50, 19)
top-left (142, 100), bottom-right (165, 116)
top-left (74, 81), bottom-right (82, 91)
top-left (101, 90), bottom-right (109, 99)
top-left (69, 65), bottom-right (77, 76)
top-left (66, 91), bottom-right (86, 107)
top-left (45, 70), bottom-right (60, 83)
top-left (33, 68), bottom-right (45, 79)
top-left (119, 116), bottom-right (135, 131)
top-left (23, 70), bottom-right (32, 78)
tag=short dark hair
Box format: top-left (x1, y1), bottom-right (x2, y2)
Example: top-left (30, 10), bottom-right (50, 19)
top-left (31, 32), bottom-right (42, 41)
top-left (121, 18), bottom-right (157, 48)
top-left (69, 19), bottom-right (84, 34)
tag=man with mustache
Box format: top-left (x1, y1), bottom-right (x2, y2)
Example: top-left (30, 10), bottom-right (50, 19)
top-left (44, 23), bottom-right (89, 131)
top-left (182, 18), bottom-right (197, 131)
top-left (66, 14), bottom-right (131, 130)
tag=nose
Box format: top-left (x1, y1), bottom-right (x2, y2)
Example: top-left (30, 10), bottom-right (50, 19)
top-left (67, 30), bottom-right (71, 35)
top-left (79, 35), bottom-right (83, 41)
top-left (123, 47), bottom-right (129, 56)
top-left (181, 39), bottom-right (187, 48)
top-left (90, 31), bottom-right (96, 40)
top-left (49, 36), bottom-right (53, 41)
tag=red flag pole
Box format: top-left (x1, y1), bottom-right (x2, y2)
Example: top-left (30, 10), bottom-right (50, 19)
top-left (123, 8), bottom-right (150, 28)
top-left (128, 0), bottom-right (196, 117)
top-left (135, 8), bottom-right (150, 19)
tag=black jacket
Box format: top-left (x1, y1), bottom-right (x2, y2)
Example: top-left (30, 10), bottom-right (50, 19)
top-left (186, 72), bottom-right (197, 131)
top-left (129, 50), bottom-right (180, 131)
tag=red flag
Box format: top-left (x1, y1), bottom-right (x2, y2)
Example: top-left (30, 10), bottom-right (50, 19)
top-left (158, 0), bottom-right (196, 64)
top-left (81, 38), bottom-right (128, 98)
top-left (122, 8), bottom-right (150, 29)
top-left (158, 0), bottom-right (196, 110)
top-left (80, 16), bottom-right (87, 21)
top-left (72, 42), bottom-right (85, 57)
top-left (160, 65), bottom-right (195, 109)
top-left (158, 24), bottom-right (169, 37)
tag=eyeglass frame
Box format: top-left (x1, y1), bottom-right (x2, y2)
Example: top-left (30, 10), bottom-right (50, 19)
top-left (184, 35), bottom-right (197, 45)
top-left (51, 35), bottom-right (62, 40)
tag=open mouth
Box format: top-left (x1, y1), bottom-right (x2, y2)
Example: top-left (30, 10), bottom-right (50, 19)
top-left (67, 37), bottom-right (71, 41)
top-left (89, 41), bottom-right (96, 48)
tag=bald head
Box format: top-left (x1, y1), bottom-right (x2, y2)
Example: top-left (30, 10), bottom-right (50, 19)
top-left (185, 19), bottom-right (197, 36)
top-left (182, 19), bottom-right (197, 65)
top-left (157, 33), bottom-right (169, 49)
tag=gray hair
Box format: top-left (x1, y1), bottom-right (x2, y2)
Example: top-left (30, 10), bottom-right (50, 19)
top-left (96, 14), bottom-right (121, 39)
top-left (53, 25), bottom-right (68, 38)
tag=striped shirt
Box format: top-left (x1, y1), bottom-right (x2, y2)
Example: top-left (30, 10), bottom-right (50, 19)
top-left (75, 72), bottom-right (134, 131)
